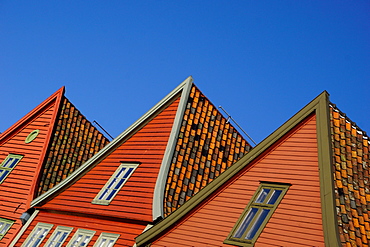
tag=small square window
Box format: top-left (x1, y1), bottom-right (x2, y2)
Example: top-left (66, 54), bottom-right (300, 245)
top-left (224, 183), bottom-right (290, 246)
top-left (0, 218), bottom-right (14, 240)
top-left (66, 229), bottom-right (95, 247)
top-left (93, 232), bottom-right (120, 247)
top-left (92, 163), bottom-right (139, 205)
top-left (0, 154), bottom-right (23, 184)
top-left (22, 222), bottom-right (53, 247)
top-left (44, 226), bottom-right (73, 247)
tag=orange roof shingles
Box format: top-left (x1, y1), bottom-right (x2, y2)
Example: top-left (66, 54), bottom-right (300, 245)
top-left (37, 97), bottom-right (110, 196)
top-left (330, 104), bottom-right (370, 246)
top-left (164, 85), bottom-right (252, 216)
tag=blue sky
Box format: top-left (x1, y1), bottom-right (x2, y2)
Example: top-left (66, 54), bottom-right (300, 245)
top-left (1, 1), bottom-right (369, 144)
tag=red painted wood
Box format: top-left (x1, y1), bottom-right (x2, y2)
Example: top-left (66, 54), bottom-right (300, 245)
top-left (0, 90), bottom-right (63, 246)
top-left (16, 211), bottom-right (145, 247)
top-left (152, 114), bottom-right (325, 247)
top-left (41, 96), bottom-right (181, 222)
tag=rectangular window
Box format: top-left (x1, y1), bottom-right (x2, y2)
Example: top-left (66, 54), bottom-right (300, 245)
top-left (224, 183), bottom-right (290, 246)
top-left (92, 163), bottom-right (139, 205)
top-left (0, 154), bottom-right (23, 183)
top-left (93, 232), bottom-right (120, 247)
top-left (66, 229), bottom-right (95, 247)
top-left (22, 223), bottom-right (53, 247)
top-left (45, 226), bottom-right (73, 247)
top-left (0, 218), bottom-right (14, 240)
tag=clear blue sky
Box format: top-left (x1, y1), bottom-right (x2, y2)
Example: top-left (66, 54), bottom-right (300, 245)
top-left (1, 1), bottom-right (369, 144)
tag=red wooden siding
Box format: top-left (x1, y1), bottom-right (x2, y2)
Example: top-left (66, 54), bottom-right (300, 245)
top-left (15, 211), bottom-right (144, 247)
top-left (0, 101), bottom-right (58, 246)
top-left (152, 114), bottom-right (325, 246)
top-left (164, 85), bottom-right (251, 216)
top-left (40, 96), bottom-right (181, 223)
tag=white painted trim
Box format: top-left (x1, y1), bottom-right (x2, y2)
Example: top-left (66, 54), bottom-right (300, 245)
top-left (9, 210), bottom-right (40, 247)
top-left (21, 222), bottom-right (53, 247)
top-left (31, 76), bottom-right (193, 208)
top-left (152, 76), bottom-right (193, 220)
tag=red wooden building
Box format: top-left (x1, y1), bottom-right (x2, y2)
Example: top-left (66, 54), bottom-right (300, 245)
top-left (10, 77), bottom-right (252, 246)
top-left (0, 87), bottom-right (110, 246)
top-left (136, 91), bottom-right (370, 247)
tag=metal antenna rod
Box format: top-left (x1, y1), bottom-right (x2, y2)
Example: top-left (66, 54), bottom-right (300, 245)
top-left (218, 106), bottom-right (257, 146)
top-left (93, 120), bottom-right (114, 140)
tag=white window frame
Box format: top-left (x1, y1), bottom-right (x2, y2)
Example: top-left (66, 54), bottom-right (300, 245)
top-left (66, 228), bottom-right (95, 247)
top-left (92, 163), bottom-right (139, 205)
top-left (22, 222), bottom-right (53, 247)
top-left (0, 217), bottom-right (14, 240)
top-left (93, 232), bottom-right (120, 247)
top-left (44, 226), bottom-right (73, 247)
top-left (0, 154), bottom-right (23, 184)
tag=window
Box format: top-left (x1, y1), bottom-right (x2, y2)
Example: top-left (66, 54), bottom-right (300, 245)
top-left (44, 226), bottom-right (73, 247)
top-left (0, 218), bottom-right (14, 240)
top-left (93, 232), bottom-right (120, 247)
top-left (66, 229), bottom-right (95, 247)
top-left (92, 163), bottom-right (139, 205)
top-left (0, 154), bottom-right (23, 183)
top-left (22, 223), bottom-right (53, 247)
top-left (224, 183), bottom-right (290, 246)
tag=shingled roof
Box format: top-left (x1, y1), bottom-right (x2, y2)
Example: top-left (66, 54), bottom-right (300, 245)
top-left (330, 104), bottom-right (370, 246)
top-left (37, 96), bottom-right (110, 196)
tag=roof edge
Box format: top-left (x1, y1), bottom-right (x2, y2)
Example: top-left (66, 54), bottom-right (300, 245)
top-left (27, 86), bottom-right (66, 207)
top-left (152, 76), bottom-right (193, 220)
top-left (136, 91), bottom-right (340, 246)
top-left (0, 86), bottom-right (65, 143)
top-left (31, 77), bottom-right (194, 208)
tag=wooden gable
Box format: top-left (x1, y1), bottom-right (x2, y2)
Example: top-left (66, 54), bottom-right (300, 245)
top-left (0, 87), bottom-right (109, 246)
top-left (136, 91), bottom-right (342, 247)
top-left (0, 87), bottom-right (64, 245)
top-left (143, 114), bottom-right (325, 246)
top-left (16, 77), bottom-right (252, 247)
top-left (38, 95), bottom-right (181, 222)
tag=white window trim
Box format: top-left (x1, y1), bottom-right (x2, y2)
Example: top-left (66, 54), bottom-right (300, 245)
top-left (66, 228), bottom-right (95, 247)
top-left (0, 154), bottom-right (23, 184)
top-left (22, 222), bottom-right (53, 247)
top-left (0, 217), bottom-right (14, 240)
top-left (92, 163), bottom-right (139, 205)
top-left (44, 226), bottom-right (73, 247)
top-left (93, 232), bottom-right (120, 247)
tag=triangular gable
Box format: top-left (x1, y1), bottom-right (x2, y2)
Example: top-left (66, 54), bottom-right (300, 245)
top-left (31, 77), bottom-right (252, 221)
top-left (0, 87), bottom-right (64, 245)
top-left (30, 77), bottom-right (194, 210)
top-left (0, 87), bottom-right (110, 246)
top-left (0, 86), bottom-right (65, 208)
top-left (136, 91), bottom-right (340, 246)
top-left (36, 92), bottom-right (182, 222)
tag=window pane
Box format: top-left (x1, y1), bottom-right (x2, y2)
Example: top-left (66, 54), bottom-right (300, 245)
top-left (266, 189), bottom-right (282, 204)
top-left (233, 207), bottom-right (258, 238)
top-left (255, 188), bottom-right (270, 203)
top-left (0, 170), bottom-right (10, 181)
top-left (7, 158), bottom-right (20, 168)
top-left (245, 209), bottom-right (270, 240)
top-left (122, 168), bottom-right (134, 179)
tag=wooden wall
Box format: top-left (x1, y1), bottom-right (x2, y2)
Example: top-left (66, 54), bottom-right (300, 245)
top-left (152, 114), bottom-right (325, 246)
